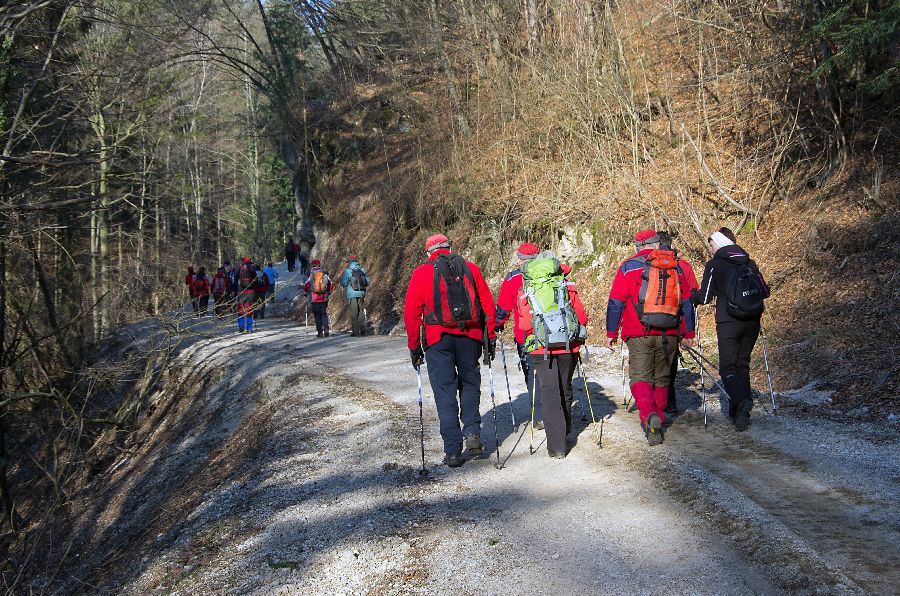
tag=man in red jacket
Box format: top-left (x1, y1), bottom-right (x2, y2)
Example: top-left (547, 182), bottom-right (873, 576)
top-left (304, 259), bottom-right (333, 337)
top-left (404, 234), bottom-right (497, 468)
top-left (496, 242), bottom-right (543, 428)
top-left (605, 229), bottom-right (696, 446)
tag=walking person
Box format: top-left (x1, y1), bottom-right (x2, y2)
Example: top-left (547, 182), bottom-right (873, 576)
top-left (264, 261), bottom-right (279, 312)
top-left (655, 231), bottom-right (700, 422)
top-left (605, 229), bottom-right (697, 445)
top-left (185, 266), bottom-right (197, 312)
top-left (192, 267), bottom-right (211, 316)
top-left (254, 265), bottom-right (271, 319)
top-left (691, 228), bottom-right (770, 431)
top-left (284, 238), bottom-right (300, 272)
top-left (339, 255), bottom-right (370, 337)
top-left (518, 253), bottom-right (589, 458)
top-left (304, 259), bottom-right (333, 337)
top-left (495, 242), bottom-right (543, 428)
top-left (403, 234), bottom-right (497, 468)
top-left (237, 258), bottom-right (257, 333)
top-left (212, 267), bottom-right (228, 318)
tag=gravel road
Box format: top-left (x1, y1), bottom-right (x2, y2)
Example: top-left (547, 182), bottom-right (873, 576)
top-left (59, 264), bottom-right (899, 595)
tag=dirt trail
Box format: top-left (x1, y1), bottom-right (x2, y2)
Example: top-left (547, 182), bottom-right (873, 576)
top-left (52, 262), bottom-right (899, 594)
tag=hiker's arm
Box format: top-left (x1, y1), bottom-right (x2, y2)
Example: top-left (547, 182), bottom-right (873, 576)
top-left (606, 267), bottom-right (628, 339)
top-left (495, 278), bottom-right (515, 326)
top-left (473, 266), bottom-right (497, 340)
top-left (403, 268), bottom-right (426, 349)
top-left (692, 261), bottom-right (716, 305)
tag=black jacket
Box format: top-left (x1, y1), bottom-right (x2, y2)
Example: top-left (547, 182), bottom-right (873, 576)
top-left (691, 244), bottom-right (769, 323)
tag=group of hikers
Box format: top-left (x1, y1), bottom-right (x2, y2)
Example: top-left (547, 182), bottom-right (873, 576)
top-left (404, 228), bottom-right (769, 467)
top-left (184, 258), bottom-right (279, 330)
top-left (184, 239), bottom-right (372, 338)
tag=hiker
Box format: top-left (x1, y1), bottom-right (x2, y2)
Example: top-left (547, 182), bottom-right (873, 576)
top-left (496, 243), bottom-right (544, 428)
top-left (237, 257), bottom-right (257, 333)
top-left (605, 229), bottom-right (696, 446)
top-left (298, 251), bottom-right (310, 277)
top-left (285, 239), bottom-right (300, 272)
top-left (517, 253), bottom-right (589, 458)
top-left (304, 259), bottom-right (333, 337)
top-left (403, 234), bottom-right (497, 468)
top-left (185, 266), bottom-right (197, 312)
top-left (192, 267), bottom-right (211, 317)
top-left (264, 261), bottom-right (279, 310)
top-left (656, 231), bottom-right (700, 421)
top-left (254, 265), bottom-right (271, 319)
top-left (212, 267), bottom-right (228, 318)
top-left (339, 255), bottom-right (370, 337)
top-left (691, 228), bottom-right (770, 431)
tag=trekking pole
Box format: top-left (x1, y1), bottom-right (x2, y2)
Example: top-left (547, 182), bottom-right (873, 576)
top-left (415, 366), bottom-right (428, 477)
top-left (577, 354), bottom-right (597, 424)
top-left (498, 335), bottom-right (517, 427)
top-left (529, 368), bottom-right (537, 455)
top-left (683, 346), bottom-right (734, 403)
top-left (698, 315), bottom-right (707, 428)
top-left (483, 332), bottom-right (503, 470)
top-left (759, 326), bottom-right (777, 415)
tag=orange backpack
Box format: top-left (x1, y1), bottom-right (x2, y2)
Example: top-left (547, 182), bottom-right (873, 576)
top-left (635, 249), bottom-right (681, 330)
top-left (311, 270), bottom-right (329, 295)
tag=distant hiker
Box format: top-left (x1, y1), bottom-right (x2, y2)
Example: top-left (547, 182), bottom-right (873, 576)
top-left (403, 234), bottom-right (497, 468)
top-left (237, 257), bottom-right (257, 333)
top-left (606, 229), bottom-right (696, 446)
top-left (496, 242), bottom-right (544, 428)
top-left (692, 228), bottom-right (770, 431)
top-left (339, 255), bottom-right (370, 337)
top-left (656, 231), bottom-right (700, 421)
top-left (192, 267), bottom-right (211, 317)
top-left (254, 265), bottom-right (271, 319)
top-left (185, 266), bottom-right (197, 311)
top-left (299, 251), bottom-right (310, 277)
top-left (265, 261), bottom-right (279, 309)
top-left (518, 253), bottom-right (588, 458)
top-left (304, 259), bottom-right (333, 337)
top-left (285, 239), bottom-right (300, 272)
top-left (212, 267), bottom-right (229, 318)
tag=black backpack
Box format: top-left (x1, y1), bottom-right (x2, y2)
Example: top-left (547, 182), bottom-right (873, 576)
top-left (239, 264), bottom-right (256, 290)
top-left (723, 262), bottom-right (766, 320)
top-left (349, 268), bottom-right (368, 292)
top-left (424, 253), bottom-right (479, 329)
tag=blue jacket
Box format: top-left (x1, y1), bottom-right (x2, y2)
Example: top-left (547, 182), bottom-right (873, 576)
top-left (339, 261), bottom-right (369, 299)
top-left (264, 266), bottom-right (279, 287)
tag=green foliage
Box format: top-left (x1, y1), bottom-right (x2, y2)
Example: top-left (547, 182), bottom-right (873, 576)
top-left (811, 0), bottom-right (900, 99)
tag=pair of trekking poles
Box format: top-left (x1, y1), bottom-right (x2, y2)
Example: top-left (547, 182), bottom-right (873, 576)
top-left (621, 312), bottom-right (777, 427)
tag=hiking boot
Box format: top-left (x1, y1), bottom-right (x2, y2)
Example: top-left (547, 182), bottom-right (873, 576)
top-left (733, 399), bottom-right (753, 432)
top-left (317, 331), bottom-right (323, 338)
top-left (324, 329), bottom-right (330, 337)
top-left (443, 453), bottom-right (464, 468)
top-left (465, 434), bottom-right (483, 457)
top-left (532, 420), bottom-right (545, 431)
top-left (548, 450), bottom-right (566, 459)
top-left (645, 413), bottom-right (663, 446)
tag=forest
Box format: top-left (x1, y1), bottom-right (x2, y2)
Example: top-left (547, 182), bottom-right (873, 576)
top-left (0, 0), bottom-right (897, 589)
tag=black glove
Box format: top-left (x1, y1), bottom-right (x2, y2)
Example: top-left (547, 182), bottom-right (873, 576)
top-left (410, 347), bottom-right (425, 368)
top-left (483, 339), bottom-right (496, 364)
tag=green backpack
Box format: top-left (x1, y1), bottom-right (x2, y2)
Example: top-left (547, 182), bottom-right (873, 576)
top-left (521, 256), bottom-right (586, 353)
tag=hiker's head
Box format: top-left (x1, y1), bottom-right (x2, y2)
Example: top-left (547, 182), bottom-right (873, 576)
top-left (707, 230), bottom-right (735, 255)
top-left (347, 254), bottom-right (357, 263)
top-left (267, 262), bottom-right (274, 268)
top-left (718, 227), bottom-right (737, 242)
top-left (657, 231), bottom-right (673, 251)
top-left (198, 267), bottom-right (206, 275)
top-left (311, 258), bottom-right (321, 268)
top-left (516, 242), bottom-right (540, 266)
top-left (634, 229), bottom-right (660, 250)
top-left (424, 234), bottom-right (451, 255)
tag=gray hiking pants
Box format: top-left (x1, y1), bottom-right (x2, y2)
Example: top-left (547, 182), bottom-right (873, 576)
top-left (349, 297), bottom-right (366, 336)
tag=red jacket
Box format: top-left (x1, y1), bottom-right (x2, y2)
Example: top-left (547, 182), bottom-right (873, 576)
top-left (212, 273), bottom-right (228, 295)
top-left (192, 277), bottom-right (210, 297)
top-left (519, 282), bottom-right (588, 355)
top-left (254, 272), bottom-right (270, 295)
top-left (404, 249), bottom-right (497, 350)
top-left (496, 269), bottom-right (526, 344)
top-left (304, 268), bottom-right (333, 303)
top-left (606, 249), bottom-right (696, 341)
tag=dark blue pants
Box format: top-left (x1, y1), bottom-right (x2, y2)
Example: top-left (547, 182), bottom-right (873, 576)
top-left (517, 342), bottom-right (541, 422)
top-left (425, 334), bottom-right (483, 457)
top-left (311, 301), bottom-right (329, 334)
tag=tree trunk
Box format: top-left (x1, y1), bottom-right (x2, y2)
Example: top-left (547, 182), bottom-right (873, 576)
top-left (428, 0), bottom-right (470, 136)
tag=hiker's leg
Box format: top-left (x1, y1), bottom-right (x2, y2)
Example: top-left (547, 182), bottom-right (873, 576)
top-left (717, 322), bottom-right (744, 415)
top-left (558, 353), bottom-right (576, 435)
top-left (736, 320), bottom-right (761, 408)
top-left (425, 335), bottom-right (464, 457)
top-left (350, 298), bottom-right (361, 336)
top-left (518, 343), bottom-right (541, 422)
top-left (453, 336), bottom-right (483, 439)
top-left (627, 337), bottom-right (656, 423)
top-left (652, 336), bottom-right (676, 424)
